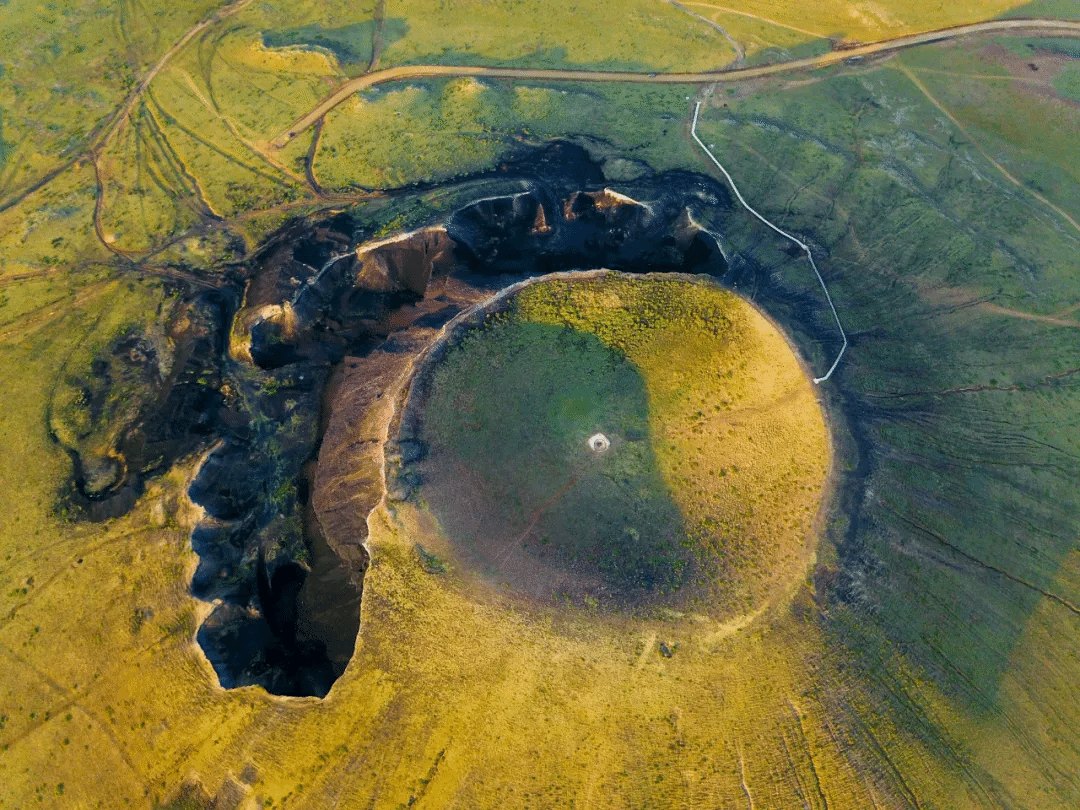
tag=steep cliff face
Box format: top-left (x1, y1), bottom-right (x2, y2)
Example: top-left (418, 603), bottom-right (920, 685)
top-left (446, 184), bottom-right (726, 279)
top-left (353, 226), bottom-right (458, 295)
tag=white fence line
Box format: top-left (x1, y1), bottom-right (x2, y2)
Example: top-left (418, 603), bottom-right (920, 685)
top-left (690, 101), bottom-right (847, 384)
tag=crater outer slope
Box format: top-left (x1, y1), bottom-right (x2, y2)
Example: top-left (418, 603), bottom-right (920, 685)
top-left (407, 272), bottom-right (832, 618)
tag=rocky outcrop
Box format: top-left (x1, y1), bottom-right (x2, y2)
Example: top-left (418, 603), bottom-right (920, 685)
top-left (49, 290), bottom-right (234, 521)
top-left (447, 184), bottom-right (726, 279)
top-left (353, 227), bottom-right (457, 295)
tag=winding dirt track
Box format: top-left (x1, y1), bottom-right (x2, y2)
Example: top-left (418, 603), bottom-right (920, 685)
top-left (270, 17), bottom-right (1080, 149)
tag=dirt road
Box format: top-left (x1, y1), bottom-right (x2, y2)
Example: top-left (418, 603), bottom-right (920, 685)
top-left (270, 17), bottom-right (1080, 149)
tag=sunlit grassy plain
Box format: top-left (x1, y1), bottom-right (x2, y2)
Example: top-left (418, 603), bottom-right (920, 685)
top-left (1, 0), bottom-right (1080, 806)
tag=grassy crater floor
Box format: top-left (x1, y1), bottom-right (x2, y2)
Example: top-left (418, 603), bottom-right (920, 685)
top-left (411, 272), bottom-right (831, 618)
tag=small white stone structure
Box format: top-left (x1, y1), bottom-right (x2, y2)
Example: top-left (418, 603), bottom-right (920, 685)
top-left (587, 433), bottom-right (611, 453)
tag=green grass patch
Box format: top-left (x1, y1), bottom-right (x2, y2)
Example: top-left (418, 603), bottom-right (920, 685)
top-left (1052, 61), bottom-right (1080, 100)
top-left (262, 20), bottom-right (409, 69)
top-left (422, 307), bottom-right (692, 596)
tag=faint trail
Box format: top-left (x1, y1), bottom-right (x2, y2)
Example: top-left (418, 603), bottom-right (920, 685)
top-left (145, 88), bottom-right (296, 188)
top-left (690, 101), bottom-right (847, 383)
top-left (0, 268), bottom-right (66, 287)
top-left (884, 504), bottom-right (1080, 618)
top-left (737, 746), bottom-right (756, 810)
top-left (778, 734), bottom-right (814, 810)
top-left (0, 160), bottom-right (82, 215)
top-left (899, 63), bottom-right (1080, 239)
top-left (787, 698), bottom-right (830, 810)
top-left (368, 0), bottom-right (388, 73)
top-left (682, 1), bottom-right (827, 38)
top-left (92, 156), bottom-right (136, 260)
top-left (0, 0), bottom-right (253, 216)
top-left (843, 708), bottom-right (926, 810)
top-left (178, 70), bottom-right (311, 189)
top-left (660, 0), bottom-right (746, 65)
top-left (0, 281), bottom-right (115, 344)
top-left (864, 367), bottom-right (1080, 398)
top-left (0, 642), bottom-right (71, 698)
top-left (140, 98), bottom-right (223, 220)
top-left (89, 0), bottom-right (269, 261)
top-left (978, 302), bottom-right (1080, 328)
top-left (226, 189), bottom-right (380, 224)
top-left (92, 0), bottom-right (256, 156)
top-left (1051, 300), bottom-right (1080, 318)
top-left (0, 292), bottom-right (84, 335)
top-left (0, 524), bottom-right (149, 628)
top-left (306, 119), bottom-right (327, 196)
top-left (906, 65), bottom-right (1044, 85)
top-left (495, 475), bottom-right (577, 565)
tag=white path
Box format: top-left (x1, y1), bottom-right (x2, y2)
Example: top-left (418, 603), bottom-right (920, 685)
top-left (691, 101), bottom-right (847, 384)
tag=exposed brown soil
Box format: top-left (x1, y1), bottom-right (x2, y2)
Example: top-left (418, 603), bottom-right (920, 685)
top-left (980, 41), bottom-right (1080, 111)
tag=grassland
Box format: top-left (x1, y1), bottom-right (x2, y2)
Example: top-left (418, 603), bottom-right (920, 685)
top-left (0, 0), bottom-right (1051, 268)
top-left (2, 0), bottom-right (1080, 808)
top-left (686, 39), bottom-right (1080, 808)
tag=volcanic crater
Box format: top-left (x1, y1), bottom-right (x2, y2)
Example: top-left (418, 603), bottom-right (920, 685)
top-left (50, 143), bottom-right (846, 696)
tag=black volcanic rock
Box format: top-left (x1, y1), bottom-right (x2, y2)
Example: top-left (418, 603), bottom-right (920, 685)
top-left (50, 289), bottom-right (236, 519)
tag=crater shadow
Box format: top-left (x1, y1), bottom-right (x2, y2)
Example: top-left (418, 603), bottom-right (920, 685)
top-left (415, 317), bottom-right (696, 606)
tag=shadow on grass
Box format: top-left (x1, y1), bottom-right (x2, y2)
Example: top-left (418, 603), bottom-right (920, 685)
top-left (417, 317), bottom-right (696, 607)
